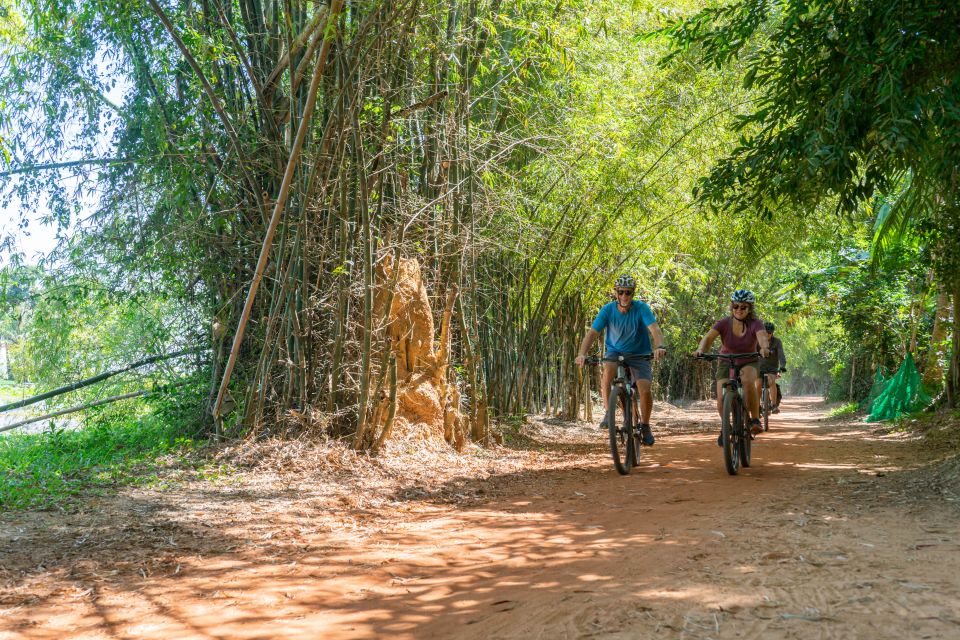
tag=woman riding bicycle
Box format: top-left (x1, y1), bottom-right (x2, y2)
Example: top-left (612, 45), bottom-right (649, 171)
top-left (694, 289), bottom-right (771, 444)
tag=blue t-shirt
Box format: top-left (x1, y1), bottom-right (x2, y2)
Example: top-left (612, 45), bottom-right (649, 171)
top-left (591, 301), bottom-right (657, 354)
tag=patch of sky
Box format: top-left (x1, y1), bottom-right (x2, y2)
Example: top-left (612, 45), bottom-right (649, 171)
top-left (1, 47), bottom-right (130, 267)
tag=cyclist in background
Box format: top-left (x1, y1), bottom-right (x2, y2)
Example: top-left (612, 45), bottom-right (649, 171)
top-left (694, 289), bottom-right (771, 445)
top-left (757, 321), bottom-right (787, 414)
top-left (575, 275), bottom-right (667, 446)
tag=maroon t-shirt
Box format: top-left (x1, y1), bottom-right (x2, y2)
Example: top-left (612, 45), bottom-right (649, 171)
top-left (712, 316), bottom-right (765, 364)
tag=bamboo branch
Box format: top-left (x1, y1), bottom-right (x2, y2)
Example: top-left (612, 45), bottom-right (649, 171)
top-left (263, 6), bottom-right (328, 94)
top-left (0, 391), bottom-right (147, 434)
top-left (146, 0), bottom-right (266, 222)
top-left (393, 90), bottom-right (448, 118)
top-left (0, 158), bottom-right (126, 178)
top-left (0, 383), bottom-right (188, 434)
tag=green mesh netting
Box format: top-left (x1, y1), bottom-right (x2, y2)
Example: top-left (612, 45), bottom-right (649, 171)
top-left (867, 353), bottom-right (933, 422)
top-left (860, 366), bottom-right (889, 410)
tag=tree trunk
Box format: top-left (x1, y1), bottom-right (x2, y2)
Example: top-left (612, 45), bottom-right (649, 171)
top-left (946, 283), bottom-right (960, 408)
top-left (923, 285), bottom-right (951, 390)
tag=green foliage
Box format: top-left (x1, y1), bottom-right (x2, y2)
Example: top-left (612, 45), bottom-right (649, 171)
top-left (0, 404), bottom-right (205, 510)
top-left (658, 0), bottom-right (960, 220)
top-left (826, 402), bottom-right (860, 419)
top-left (3, 0), bottom-right (952, 438)
top-left (1, 263), bottom-right (202, 414)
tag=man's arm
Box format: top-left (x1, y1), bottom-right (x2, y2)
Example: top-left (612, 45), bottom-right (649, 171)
top-left (778, 338), bottom-right (787, 369)
top-left (757, 327), bottom-right (771, 358)
top-left (575, 328), bottom-right (601, 366)
top-left (648, 322), bottom-right (667, 361)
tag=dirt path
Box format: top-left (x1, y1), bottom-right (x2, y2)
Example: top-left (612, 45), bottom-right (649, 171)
top-left (3, 396), bottom-right (960, 639)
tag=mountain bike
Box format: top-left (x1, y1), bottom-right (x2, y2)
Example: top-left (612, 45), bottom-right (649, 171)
top-left (694, 352), bottom-right (760, 475)
top-left (760, 373), bottom-right (773, 432)
top-left (585, 354), bottom-right (652, 475)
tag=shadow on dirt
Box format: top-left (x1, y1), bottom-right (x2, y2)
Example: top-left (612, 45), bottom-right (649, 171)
top-left (3, 397), bottom-right (960, 638)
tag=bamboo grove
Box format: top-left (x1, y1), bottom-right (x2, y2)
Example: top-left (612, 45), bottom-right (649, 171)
top-left (3, 0), bottom-right (617, 444)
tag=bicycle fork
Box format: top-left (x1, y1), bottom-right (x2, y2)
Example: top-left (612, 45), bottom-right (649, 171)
top-left (725, 381), bottom-right (746, 438)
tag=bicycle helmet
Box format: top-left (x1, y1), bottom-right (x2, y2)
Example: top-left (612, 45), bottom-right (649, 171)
top-left (764, 321), bottom-right (775, 332)
top-left (730, 289), bottom-right (755, 304)
top-left (615, 274), bottom-right (636, 289)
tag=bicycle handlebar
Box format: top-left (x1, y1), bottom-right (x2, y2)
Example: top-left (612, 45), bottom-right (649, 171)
top-left (583, 353), bottom-right (654, 366)
top-left (692, 352), bottom-right (761, 361)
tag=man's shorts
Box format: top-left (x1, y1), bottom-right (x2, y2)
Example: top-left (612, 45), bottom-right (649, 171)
top-left (715, 361), bottom-right (759, 381)
top-left (604, 351), bottom-right (653, 382)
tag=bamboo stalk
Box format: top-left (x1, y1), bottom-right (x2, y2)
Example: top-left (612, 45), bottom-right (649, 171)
top-left (372, 355), bottom-right (399, 452)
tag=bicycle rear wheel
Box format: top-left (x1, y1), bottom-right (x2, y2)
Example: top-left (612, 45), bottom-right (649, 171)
top-left (721, 388), bottom-right (741, 475)
top-left (607, 388), bottom-right (633, 475)
top-left (761, 385), bottom-right (770, 432)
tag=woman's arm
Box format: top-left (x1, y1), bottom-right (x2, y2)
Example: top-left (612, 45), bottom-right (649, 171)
top-left (696, 328), bottom-right (720, 355)
top-left (757, 326), bottom-right (771, 357)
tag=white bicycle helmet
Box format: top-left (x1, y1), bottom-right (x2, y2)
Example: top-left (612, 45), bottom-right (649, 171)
top-left (730, 289), bottom-right (755, 304)
top-left (615, 274), bottom-right (636, 289)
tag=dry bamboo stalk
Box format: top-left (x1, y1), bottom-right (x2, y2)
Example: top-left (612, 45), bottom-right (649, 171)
top-left (372, 355), bottom-right (398, 452)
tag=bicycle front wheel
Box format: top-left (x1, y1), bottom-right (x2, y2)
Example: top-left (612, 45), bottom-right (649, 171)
top-left (607, 388), bottom-right (633, 475)
top-left (740, 405), bottom-right (752, 468)
top-left (721, 388), bottom-right (741, 475)
top-left (631, 422), bottom-right (643, 467)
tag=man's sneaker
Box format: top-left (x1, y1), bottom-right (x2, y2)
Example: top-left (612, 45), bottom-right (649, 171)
top-left (599, 419), bottom-right (609, 431)
top-left (772, 407), bottom-right (780, 414)
top-left (639, 423), bottom-right (655, 446)
top-left (717, 432), bottom-right (724, 447)
top-left (750, 419), bottom-right (762, 435)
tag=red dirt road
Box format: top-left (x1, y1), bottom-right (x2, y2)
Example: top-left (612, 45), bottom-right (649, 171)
top-left (2, 396), bottom-right (960, 639)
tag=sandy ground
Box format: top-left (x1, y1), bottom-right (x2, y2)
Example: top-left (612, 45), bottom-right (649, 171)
top-left (2, 396), bottom-right (960, 639)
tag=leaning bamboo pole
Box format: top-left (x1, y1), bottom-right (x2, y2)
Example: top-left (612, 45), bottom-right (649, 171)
top-left (213, 0), bottom-right (345, 422)
top-left (0, 382), bottom-right (189, 435)
top-left (0, 349), bottom-right (201, 415)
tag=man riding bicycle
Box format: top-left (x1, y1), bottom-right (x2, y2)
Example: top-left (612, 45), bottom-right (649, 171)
top-left (575, 275), bottom-right (667, 446)
top-left (694, 289), bottom-right (771, 444)
top-left (756, 321), bottom-right (787, 414)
